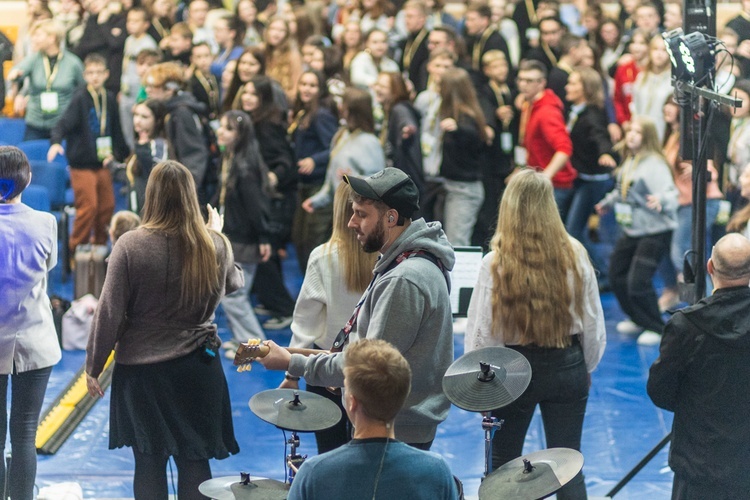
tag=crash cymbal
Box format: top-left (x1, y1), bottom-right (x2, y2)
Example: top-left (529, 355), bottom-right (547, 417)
top-left (442, 346), bottom-right (531, 412)
top-left (199, 475), bottom-right (288, 500)
top-left (478, 448), bottom-right (584, 500)
top-left (249, 389), bottom-right (342, 432)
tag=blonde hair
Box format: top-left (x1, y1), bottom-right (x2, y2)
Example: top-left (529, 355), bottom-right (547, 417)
top-left (572, 66), bottom-right (604, 109)
top-left (616, 115), bottom-right (665, 160)
top-left (140, 161), bottom-right (228, 309)
top-left (490, 170), bottom-right (584, 347)
top-left (30, 19), bottom-right (64, 44)
top-left (344, 339), bottom-right (411, 423)
top-left (110, 210), bottom-right (141, 244)
top-left (481, 49), bottom-right (507, 67)
top-left (324, 183), bottom-right (377, 293)
top-left (145, 62), bottom-right (185, 88)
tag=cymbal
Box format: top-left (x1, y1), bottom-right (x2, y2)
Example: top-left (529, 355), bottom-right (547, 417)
top-left (249, 389), bottom-right (342, 432)
top-left (199, 475), bottom-right (289, 500)
top-left (478, 448), bottom-right (584, 500)
top-left (442, 346), bottom-right (532, 412)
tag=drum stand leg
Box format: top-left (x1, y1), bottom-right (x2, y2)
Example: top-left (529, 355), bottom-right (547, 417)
top-left (482, 414), bottom-right (503, 477)
top-left (286, 431), bottom-right (306, 483)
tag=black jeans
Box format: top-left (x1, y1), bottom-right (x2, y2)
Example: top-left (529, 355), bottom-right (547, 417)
top-left (609, 231), bottom-right (672, 333)
top-left (491, 340), bottom-right (589, 500)
top-left (0, 366), bottom-right (53, 500)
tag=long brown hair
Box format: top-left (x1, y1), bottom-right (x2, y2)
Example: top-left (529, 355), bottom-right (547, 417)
top-left (324, 183), bottom-right (377, 293)
top-left (490, 170), bottom-right (584, 347)
top-left (140, 161), bottom-right (228, 308)
top-left (438, 67), bottom-right (488, 142)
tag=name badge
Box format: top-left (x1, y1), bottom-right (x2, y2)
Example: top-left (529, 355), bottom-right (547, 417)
top-left (96, 136), bottom-right (113, 161)
top-left (715, 200), bottom-right (732, 225)
top-left (501, 132), bottom-right (513, 153)
top-left (514, 146), bottom-right (527, 167)
top-left (615, 202), bottom-right (633, 227)
top-left (40, 91), bottom-right (59, 114)
top-left (421, 134), bottom-right (436, 157)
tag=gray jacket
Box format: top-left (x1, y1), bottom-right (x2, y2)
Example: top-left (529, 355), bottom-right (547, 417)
top-left (288, 219), bottom-right (456, 444)
top-left (599, 153), bottom-right (678, 237)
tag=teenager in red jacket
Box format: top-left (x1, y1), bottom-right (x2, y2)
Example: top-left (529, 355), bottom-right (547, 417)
top-left (515, 59), bottom-right (576, 218)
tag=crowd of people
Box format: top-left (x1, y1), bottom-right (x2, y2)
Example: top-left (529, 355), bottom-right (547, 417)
top-left (5, 0), bottom-right (750, 497)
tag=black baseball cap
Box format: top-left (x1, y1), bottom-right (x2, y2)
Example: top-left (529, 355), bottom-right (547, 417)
top-left (343, 168), bottom-right (420, 218)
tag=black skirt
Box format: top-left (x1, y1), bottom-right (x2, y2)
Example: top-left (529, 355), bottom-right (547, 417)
top-left (109, 348), bottom-right (240, 460)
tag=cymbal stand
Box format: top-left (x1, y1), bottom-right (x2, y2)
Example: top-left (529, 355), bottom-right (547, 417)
top-left (477, 362), bottom-right (504, 477)
top-left (286, 431), bottom-right (306, 482)
top-left (482, 414), bottom-right (503, 477)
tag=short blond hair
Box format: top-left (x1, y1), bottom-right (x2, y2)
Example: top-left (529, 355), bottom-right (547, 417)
top-left (110, 210), bottom-right (141, 244)
top-left (482, 49), bottom-right (507, 67)
top-left (29, 19), bottom-right (64, 44)
top-left (344, 339), bottom-right (411, 423)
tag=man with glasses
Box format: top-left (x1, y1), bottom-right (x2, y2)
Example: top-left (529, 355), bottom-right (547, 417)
top-left (524, 16), bottom-right (566, 71)
top-left (648, 233), bottom-right (750, 499)
top-left (514, 59), bottom-right (575, 218)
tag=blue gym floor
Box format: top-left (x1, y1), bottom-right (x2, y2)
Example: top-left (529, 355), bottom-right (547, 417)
top-left (31, 246), bottom-right (676, 500)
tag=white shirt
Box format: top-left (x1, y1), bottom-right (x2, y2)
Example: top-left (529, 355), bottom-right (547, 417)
top-left (349, 51), bottom-right (400, 89)
top-left (289, 244), bottom-right (368, 349)
top-left (465, 238), bottom-right (606, 373)
top-left (0, 203), bottom-right (61, 374)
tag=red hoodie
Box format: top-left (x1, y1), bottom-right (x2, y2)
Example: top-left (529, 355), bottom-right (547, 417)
top-left (523, 89), bottom-right (576, 189)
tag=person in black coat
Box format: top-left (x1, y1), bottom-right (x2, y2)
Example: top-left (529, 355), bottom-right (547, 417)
top-left (523, 16), bottom-right (564, 72)
top-left (648, 233), bottom-right (750, 500)
top-left (71, 0), bottom-right (127, 95)
top-left (564, 67), bottom-right (617, 286)
top-left (145, 62), bottom-right (215, 204)
top-left (399, 0), bottom-right (431, 94)
top-left (474, 50), bottom-right (516, 250)
top-left (464, 2), bottom-right (511, 87)
top-left (240, 75), bottom-right (298, 324)
top-left (48, 54), bottom-right (129, 253)
top-left (214, 110), bottom-right (272, 351)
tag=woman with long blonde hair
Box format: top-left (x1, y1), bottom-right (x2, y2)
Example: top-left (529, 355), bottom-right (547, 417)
top-left (264, 16), bottom-right (303, 102)
top-left (86, 160), bottom-right (242, 499)
top-left (281, 183), bottom-right (378, 453)
top-left (466, 169), bottom-right (605, 500)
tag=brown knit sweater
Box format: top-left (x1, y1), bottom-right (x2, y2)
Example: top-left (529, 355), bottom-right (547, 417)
top-left (86, 228), bottom-right (243, 377)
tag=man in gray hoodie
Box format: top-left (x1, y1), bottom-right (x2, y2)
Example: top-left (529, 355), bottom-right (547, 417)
top-left (259, 168), bottom-right (456, 450)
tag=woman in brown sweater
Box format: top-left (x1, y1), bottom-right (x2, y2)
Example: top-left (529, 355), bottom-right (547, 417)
top-left (85, 160), bottom-right (243, 500)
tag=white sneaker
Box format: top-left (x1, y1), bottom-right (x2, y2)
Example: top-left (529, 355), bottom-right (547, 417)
top-left (616, 320), bottom-right (643, 335)
top-left (637, 330), bottom-right (662, 346)
top-left (222, 340), bottom-right (239, 350)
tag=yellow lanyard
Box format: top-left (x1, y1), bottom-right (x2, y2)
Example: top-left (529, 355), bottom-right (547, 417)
top-left (620, 154), bottom-right (641, 199)
top-left (525, 0), bottom-right (538, 25)
top-left (472, 27), bottom-right (495, 70)
top-left (194, 68), bottom-right (219, 116)
top-left (403, 28), bottom-right (428, 69)
top-left (43, 53), bottom-right (62, 91)
top-left (153, 18), bottom-right (168, 39)
top-left (541, 41), bottom-right (558, 66)
top-left (489, 81), bottom-right (511, 129)
top-left (218, 153), bottom-right (233, 214)
top-left (287, 110), bottom-right (306, 136)
top-left (518, 100), bottom-right (531, 146)
top-left (87, 85), bottom-right (107, 137)
top-left (379, 110), bottom-right (390, 146)
top-left (331, 129), bottom-right (361, 158)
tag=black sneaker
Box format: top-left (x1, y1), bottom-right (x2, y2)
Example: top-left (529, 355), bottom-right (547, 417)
top-left (263, 316), bottom-right (293, 330)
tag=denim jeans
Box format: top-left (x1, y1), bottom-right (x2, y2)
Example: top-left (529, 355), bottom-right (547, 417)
top-left (565, 177), bottom-right (616, 283)
top-left (442, 179), bottom-right (484, 247)
top-left (221, 261), bottom-right (266, 342)
top-left (0, 366), bottom-right (53, 500)
top-left (610, 231), bottom-right (673, 332)
top-left (491, 340), bottom-right (589, 500)
top-left (554, 186), bottom-right (575, 222)
top-left (671, 200), bottom-right (721, 273)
